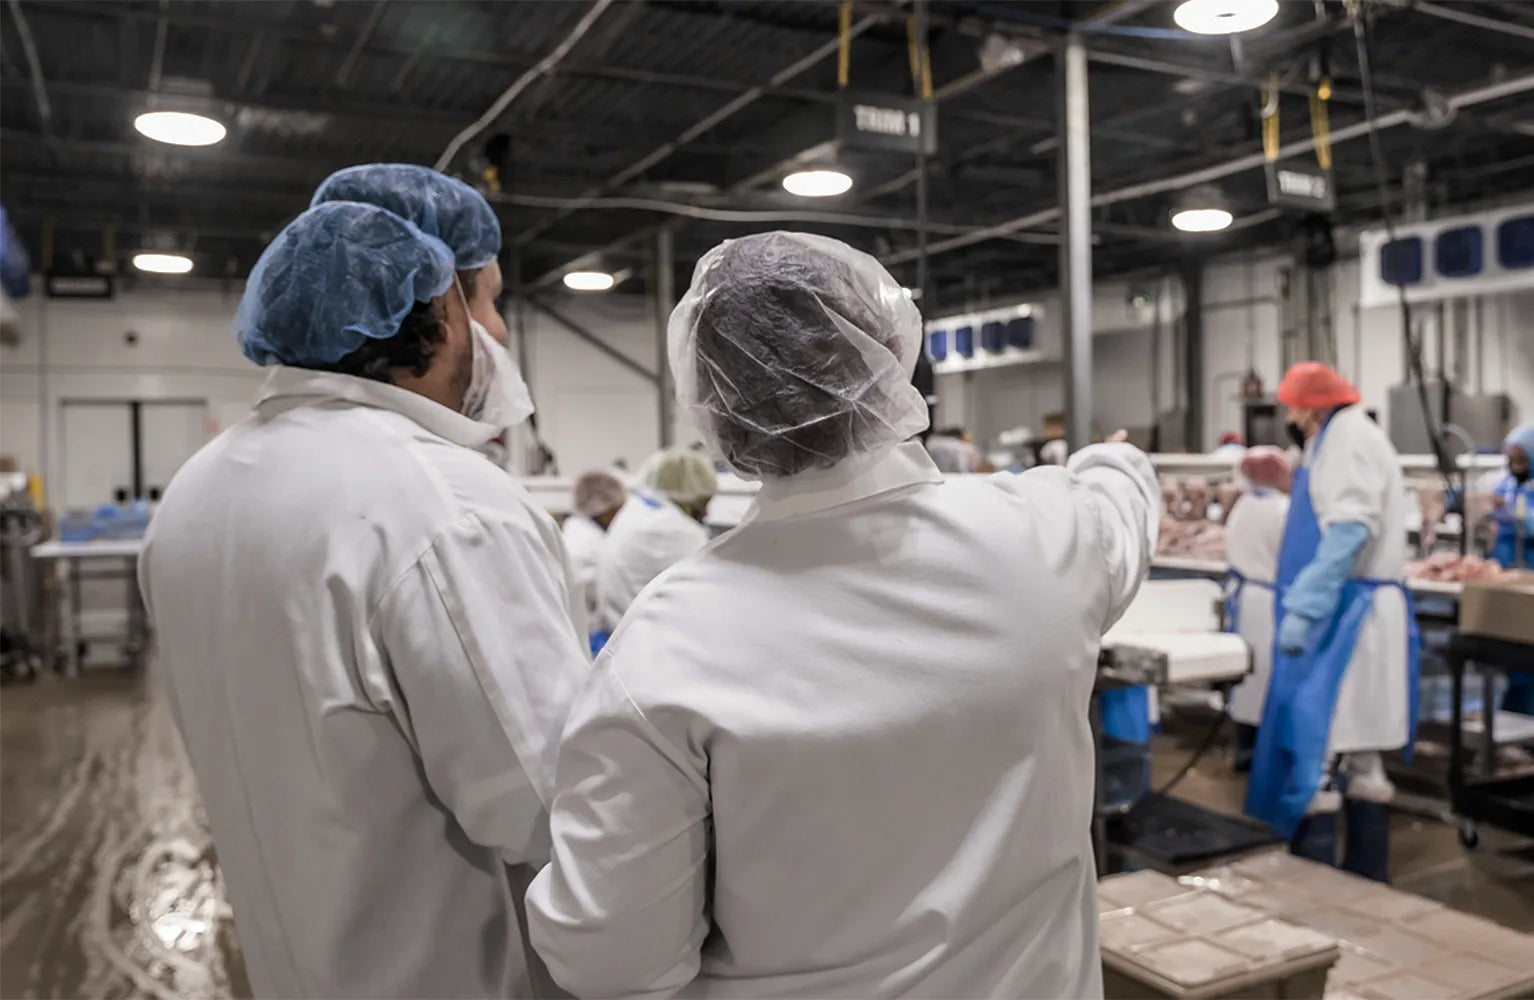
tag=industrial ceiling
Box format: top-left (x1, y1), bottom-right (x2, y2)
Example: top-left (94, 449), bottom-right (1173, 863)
top-left (3, 0), bottom-right (1534, 308)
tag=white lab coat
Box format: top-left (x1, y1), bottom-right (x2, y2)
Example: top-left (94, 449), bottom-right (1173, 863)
top-left (527, 441), bottom-right (1160, 1000)
top-left (562, 513), bottom-right (608, 619)
top-left (140, 367), bottom-right (590, 999)
top-left (1306, 405), bottom-right (1411, 753)
top-left (1225, 489), bottom-right (1290, 726)
top-left (594, 492), bottom-right (709, 631)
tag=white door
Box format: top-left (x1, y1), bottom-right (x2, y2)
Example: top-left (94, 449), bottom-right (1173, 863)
top-left (60, 402), bottom-right (133, 509)
top-left (140, 401), bottom-right (209, 498)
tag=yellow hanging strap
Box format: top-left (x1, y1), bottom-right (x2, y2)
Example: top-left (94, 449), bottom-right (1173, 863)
top-left (1261, 73), bottom-right (1281, 162)
top-left (837, 0), bottom-right (853, 88)
top-left (1309, 76), bottom-right (1333, 170)
top-left (906, 13), bottom-right (933, 99)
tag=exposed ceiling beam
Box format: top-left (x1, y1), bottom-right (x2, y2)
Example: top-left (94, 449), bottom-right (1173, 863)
top-left (1412, 2), bottom-right (1534, 43)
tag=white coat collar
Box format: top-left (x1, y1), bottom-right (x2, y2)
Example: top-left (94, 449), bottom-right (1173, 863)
top-left (254, 366), bottom-right (500, 450)
top-left (744, 441), bottom-right (943, 524)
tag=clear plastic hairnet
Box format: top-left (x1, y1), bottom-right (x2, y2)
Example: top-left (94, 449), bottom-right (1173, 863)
top-left (668, 231), bottom-right (928, 479)
top-left (236, 201), bottom-right (455, 367)
top-left (1504, 421), bottom-right (1534, 458)
top-left (572, 470), bottom-right (628, 518)
top-left (311, 163), bottom-right (501, 270)
top-left (638, 448), bottom-right (717, 505)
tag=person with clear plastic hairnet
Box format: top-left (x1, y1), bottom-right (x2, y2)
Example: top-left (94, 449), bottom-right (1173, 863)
top-left (564, 469), bottom-right (628, 623)
top-left (311, 163), bottom-right (535, 469)
top-left (593, 448), bottom-right (717, 635)
top-left (526, 232), bottom-right (1160, 999)
top-left (139, 200), bottom-right (590, 999)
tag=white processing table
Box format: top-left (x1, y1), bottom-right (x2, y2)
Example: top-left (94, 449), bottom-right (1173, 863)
top-left (31, 538), bottom-right (148, 675)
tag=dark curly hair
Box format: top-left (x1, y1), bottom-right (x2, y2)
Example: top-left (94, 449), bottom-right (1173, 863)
top-left (317, 269), bottom-right (476, 384)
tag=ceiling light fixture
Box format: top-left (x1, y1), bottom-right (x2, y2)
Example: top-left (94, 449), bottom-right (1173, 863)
top-left (133, 110), bottom-right (227, 147)
top-left (1171, 207), bottom-right (1234, 233)
top-left (133, 252), bottom-right (195, 274)
top-left (1172, 0), bottom-right (1278, 35)
top-left (563, 270), bottom-right (615, 292)
top-left (782, 169), bottom-right (853, 198)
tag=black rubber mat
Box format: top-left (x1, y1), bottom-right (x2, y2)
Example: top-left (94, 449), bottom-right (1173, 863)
top-left (1110, 791), bottom-right (1280, 865)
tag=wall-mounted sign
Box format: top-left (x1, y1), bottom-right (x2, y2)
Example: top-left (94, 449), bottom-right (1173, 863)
top-left (45, 273), bottom-right (114, 299)
top-left (1265, 159), bottom-right (1335, 213)
top-left (837, 92), bottom-right (937, 156)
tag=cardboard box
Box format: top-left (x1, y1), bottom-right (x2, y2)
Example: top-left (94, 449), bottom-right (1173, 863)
top-left (1458, 576), bottom-right (1534, 645)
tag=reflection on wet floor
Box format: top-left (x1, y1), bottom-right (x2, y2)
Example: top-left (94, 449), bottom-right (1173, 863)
top-left (1, 670), bottom-right (250, 999)
top-left (2, 670), bottom-right (1530, 999)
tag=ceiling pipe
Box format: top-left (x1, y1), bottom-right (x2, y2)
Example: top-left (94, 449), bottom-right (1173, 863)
top-left (1413, 1), bottom-right (1534, 43)
top-left (510, 14), bottom-right (880, 249)
top-left (435, 0), bottom-right (616, 171)
top-left (4, 0), bottom-right (52, 128)
top-left (885, 69), bottom-right (1534, 265)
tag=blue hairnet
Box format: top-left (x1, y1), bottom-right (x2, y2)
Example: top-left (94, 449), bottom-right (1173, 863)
top-left (236, 201), bottom-right (455, 367)
top-left (1504, 422), bottom-right (1534, 457)
top-left (311, 163), bottom-right (500, 270)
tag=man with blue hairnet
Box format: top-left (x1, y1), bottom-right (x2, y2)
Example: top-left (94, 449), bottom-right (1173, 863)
top-left (311, 162), bottom-right (534, 468)
top-left (140, 193), bottom-right (589, 998)
top-left (1486, 422), bottom-right (1534, 712)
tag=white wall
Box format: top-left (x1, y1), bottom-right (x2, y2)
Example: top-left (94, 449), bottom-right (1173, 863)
top-left (0, 281), bottom-right (259, 506)
top-left (0, 281), bottom-right (686, 507)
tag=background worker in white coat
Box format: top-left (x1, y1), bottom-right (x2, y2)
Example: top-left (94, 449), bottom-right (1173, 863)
top-left (140, 200), bottom-right (590, 998)
top-left (564, 469), bottom-right (628, 622)
top-left (1224, 447), bottom-right (1292, 772)
top-left (593, 448), bottom-right (716, 634)
top-left (1244, 362), bottom-right (1418, 883)
top-left (526, 232), bottom-right (1160, 1000)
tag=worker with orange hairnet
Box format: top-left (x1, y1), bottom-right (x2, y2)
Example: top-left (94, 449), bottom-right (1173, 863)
top-left (1241, 362), bottom-right (1418, 883)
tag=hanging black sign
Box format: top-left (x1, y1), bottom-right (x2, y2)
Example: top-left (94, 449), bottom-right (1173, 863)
top-left (836, 92), bottom-right (937, 156)
top-left (1265, 159), bottom-right (1335, 213)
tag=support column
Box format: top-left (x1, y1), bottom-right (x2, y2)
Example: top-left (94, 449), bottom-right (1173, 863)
top-left (653, 227), bottom-right (676, 448)
top-left (1182, 260), bottom-right (1205, 450)
top-left (1057, 33), bottom-right (1093, 451)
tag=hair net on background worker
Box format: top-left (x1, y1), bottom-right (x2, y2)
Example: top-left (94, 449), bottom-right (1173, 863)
top-left (638, 448), bottom-right (718, 505)
top-left (311, 163), bottom-right (500, 270)
top-left (236, 201), bottom-right (455, 367)
top-left (668, 231), bottom-right (929, 479)
top-left (1504, 422), bottom-right (1534, 459)
top-left (572, 470), bottom-right (628, 518)
top-left (1276, 362), bottom-right (1361, 410)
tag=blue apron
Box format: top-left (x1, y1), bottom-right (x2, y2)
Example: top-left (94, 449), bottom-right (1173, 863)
top-left (1489, 474), bottom-right (1534, 712)
top-left (1223, 569), bottom-right (1274, 637)
top-left (1244, 428), bottom-right (1421, 837)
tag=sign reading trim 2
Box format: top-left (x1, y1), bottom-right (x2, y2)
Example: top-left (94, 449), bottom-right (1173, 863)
top-left (1265, 159), bottom-right (1334, 212)
top-left (837, 92), bottom-right (938, 156)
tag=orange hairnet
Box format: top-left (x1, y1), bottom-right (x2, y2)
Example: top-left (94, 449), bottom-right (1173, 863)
top-left (1276, 362), bottom-right (1360, 409)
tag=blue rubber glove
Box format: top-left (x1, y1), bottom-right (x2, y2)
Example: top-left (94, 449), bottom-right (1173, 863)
top-left (1283, 520), bottom-right (1372, 624)
top-left (1489, 505), bottom-right (1519, 527)
top-left (1277, 612), bottom-right (1314, 655)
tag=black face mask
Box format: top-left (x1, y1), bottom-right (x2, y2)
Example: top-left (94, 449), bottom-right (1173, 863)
top-left (1285, 421), bottom-right (1307, 448)
top-left (1513, 465), bottom-right (1532, 484)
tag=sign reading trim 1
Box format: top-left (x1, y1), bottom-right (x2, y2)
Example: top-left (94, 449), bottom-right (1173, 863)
top-left (837, 92), bottom-right (938, 156)
top-left (1265, 159), bottom-right (1335, 213)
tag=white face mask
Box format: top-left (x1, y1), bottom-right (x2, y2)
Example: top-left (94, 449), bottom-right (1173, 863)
top-left (457, 279), bottom-right (534, 430)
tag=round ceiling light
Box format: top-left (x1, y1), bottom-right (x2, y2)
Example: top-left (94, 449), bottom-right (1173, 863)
top-left (563, 270), bottom-right (615, 292)
top-left (1172, 0), bottom-right (1278, 35)
top-left (133, 252), bottom-right (194, 274)
top-left (782, 169), bottom-right (853, 198)
top-left (1171, 207), bottom-right (1234, 233)
top-left (133, 110), bottom-right (227, 147)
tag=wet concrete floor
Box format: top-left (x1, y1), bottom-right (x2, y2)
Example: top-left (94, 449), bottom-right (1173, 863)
top-left (1, 669), bottom-right (1530, 999)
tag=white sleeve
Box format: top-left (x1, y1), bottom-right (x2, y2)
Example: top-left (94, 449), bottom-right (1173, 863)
top-left (1064, 443), bottom-right (1162, 630)
top-left (526, 656), bottom-right (710, 1000)
top-left (1309, 421), bottom-right (1383, 535)
top-left (372, 511), bottom-right (589, 863)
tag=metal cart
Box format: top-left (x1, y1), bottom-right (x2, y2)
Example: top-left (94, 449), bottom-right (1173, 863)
top-left (1447, 631), bottom-right (1534, 847)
